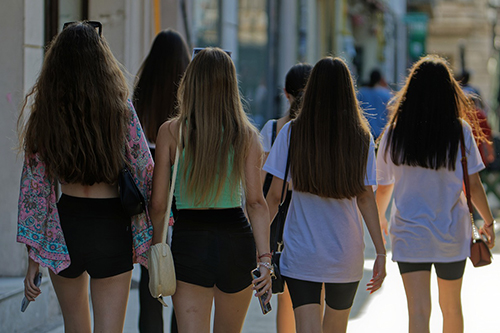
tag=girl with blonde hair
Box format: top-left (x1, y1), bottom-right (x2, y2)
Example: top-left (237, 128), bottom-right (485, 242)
top-left (264, 57), bottom-right (386, 333)
top-left (149, 47), bottom-right (272, 332)
top-left (18, 21), bottom-right (153, 332)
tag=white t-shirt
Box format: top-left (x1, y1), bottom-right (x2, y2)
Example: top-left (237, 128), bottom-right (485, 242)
top-left (263, 122), bottom-right (377, 283)
top-left (260, 119), bottom-right (276, 153)
top-left (376, 121), bottom-right (485, 263)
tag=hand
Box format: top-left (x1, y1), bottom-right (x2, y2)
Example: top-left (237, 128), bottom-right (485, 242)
top-left (379, 216), bottom-right (389, 245)
top-left (252, 263), bottom-right (272, 304)
top-left (480, 223), bottom-right (496, 249)
top-left (366, 255), bottom-right (386, 294)
top-left (24, 257), bottom-right (41, 302)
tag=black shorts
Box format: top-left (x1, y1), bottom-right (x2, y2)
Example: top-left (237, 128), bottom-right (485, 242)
top-left (171, 208), bottom-right (256, 293)
top-left (284, 276), bottom-right (360, 310)
top-left (57, 194), bottom-right (133, 279)
top-left (397, 260), bottom-right (466, 280)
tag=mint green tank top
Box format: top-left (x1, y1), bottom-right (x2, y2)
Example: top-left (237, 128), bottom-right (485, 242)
top-left (173, 150), bottom-right (242, 209)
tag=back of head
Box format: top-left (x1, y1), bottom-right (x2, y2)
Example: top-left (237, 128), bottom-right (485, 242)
top-left (177, 47), bottom-right (257, 205)
top-left (133, 29), bottom-right (190, 143)
top-left (369, 69), bottom-right (382, 87)
top-left (19, 21), bottom-right (129, 185)
top-left (285, 63), bottom-right (312, 118)
top-left (385, 55), bottom-right (473, 170)
top-left (290, 57), bottom-right (370, 199)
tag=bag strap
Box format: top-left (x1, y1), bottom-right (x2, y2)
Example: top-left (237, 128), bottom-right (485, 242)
top-left (459, 126), bottom-right (474, 216)
top-left (271, 126), bottom-right (291, 252)
top-left (161, 125), bottom-right (182, 244)
top-left (271, 119), bottom-right (277, 145)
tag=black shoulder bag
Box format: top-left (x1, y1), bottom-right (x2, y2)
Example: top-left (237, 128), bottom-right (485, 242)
top-left (263, 120), bottom-right (278, 197)
top-left (118, 166), bottom-right (146, 217)
top-left (271, 140), bottom-right (291, 294)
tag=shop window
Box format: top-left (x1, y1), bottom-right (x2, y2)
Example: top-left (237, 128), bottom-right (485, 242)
top-left (44, 0), bottom-right (89, 46)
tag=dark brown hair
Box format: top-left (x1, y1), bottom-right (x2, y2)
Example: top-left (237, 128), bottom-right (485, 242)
top-left (290, 57), bottom-right (370, 199)
top-left (18, 22), bottom-right (129, 185)
top-left (285, 63), bottom-right (312, 119)
top-left (384, 55), bottom-right (483, 171)
top-left (133, 29), bottom-right (190, 143)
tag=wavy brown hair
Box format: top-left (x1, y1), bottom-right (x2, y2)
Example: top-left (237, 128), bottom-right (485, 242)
top-left (18, 22), bottom-right (129, 185)
top-left (133, 29), bottom-right (190, 144)
top-left (176, 47), bottom-right (259, 205)
top-left (383, 55), bottom-right (483, 171)
top-left (290, 57), bottom-right (370, 199)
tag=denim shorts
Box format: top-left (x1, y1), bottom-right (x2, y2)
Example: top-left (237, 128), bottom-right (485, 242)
top-left (171, 208), bottom-right (257, 293)
top-left (57, 194), bottom-right (133, 279)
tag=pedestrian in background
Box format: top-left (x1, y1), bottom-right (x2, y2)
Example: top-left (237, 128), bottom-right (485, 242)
top-left (133, 28), bottom-right (190, 333)
top-left (260, 62), bottom-right (312, 333)
top-left (17, 21), bottom-right (153, 332)
top-left (264, 57), bottom-right (386, 333)
top-left (376, 55), bottom-right (496, 333)
top-left (357, 69), bottom-right (392, 140)
top-left (149, 48), bottom-right (272, 333)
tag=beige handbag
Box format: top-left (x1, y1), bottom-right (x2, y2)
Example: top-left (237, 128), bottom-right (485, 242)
top-left (148, 126), bottom-right (181, 306)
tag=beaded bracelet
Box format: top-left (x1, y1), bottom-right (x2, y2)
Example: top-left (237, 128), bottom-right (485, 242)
top-left (258, 252), bottom-right (272, 260)
top-left (258, 262), bottom-right (275, 277)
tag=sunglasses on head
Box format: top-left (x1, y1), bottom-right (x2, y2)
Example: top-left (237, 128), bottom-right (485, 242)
top-left (63, 21), bottom-right (102, 37)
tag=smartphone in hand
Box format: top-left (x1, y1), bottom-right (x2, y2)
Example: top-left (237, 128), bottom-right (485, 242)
top-left (251, 268), bottom-right (272, 315)
top-left (21, 272), bottom-right (42, 312)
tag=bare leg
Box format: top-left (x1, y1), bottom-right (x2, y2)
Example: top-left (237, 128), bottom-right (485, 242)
top-left (172, 281), bottom-right (214, 333)
top-left (90, 270), bottom-right (132, 333)
top-left (49, 270), bottom-right (91, 333)
top-left (437, 277), bottom-right (463, 333)
top-left (401, 271), bottom-right (431, 333)
top-left (293, 303), bottom-right (322, 333)
top-left (277, 284), bottom-right (296, 333)
top-left (322, 305), bottom-right (351, 333)
top-left (213, 285), bottom-right (252, 333)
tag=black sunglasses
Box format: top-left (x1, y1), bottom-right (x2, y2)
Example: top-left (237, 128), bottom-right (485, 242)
top-left (63, 21), bottom-right (102, 37)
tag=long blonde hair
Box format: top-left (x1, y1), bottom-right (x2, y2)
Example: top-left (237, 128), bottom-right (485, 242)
top-left (290, 57), bottom-right (370, 199)
top-left (18, 22), bottom-right (129, 185)
top-left (176, 47), bottom-right (258, 205)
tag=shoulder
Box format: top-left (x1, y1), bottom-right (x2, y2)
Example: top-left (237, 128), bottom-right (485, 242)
top-left (260, 119), bottom-right (274, 134)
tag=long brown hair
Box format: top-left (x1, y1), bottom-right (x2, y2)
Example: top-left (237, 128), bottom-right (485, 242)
top-left (176, 47), bottom-right (259, 205)
top-left (133, 29), bottom-right (190, 143)
top-left (18, 22), bottom-right (129, 185)
top-left (384, 55), bottom-right (483, 170)
top-left (290, 57), bottom-right (370, 199)
top-left (285, 63), bottom-right (312, 119)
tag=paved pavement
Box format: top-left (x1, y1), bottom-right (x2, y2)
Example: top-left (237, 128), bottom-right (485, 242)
top-left (45, 233), bottom-right (500, 332)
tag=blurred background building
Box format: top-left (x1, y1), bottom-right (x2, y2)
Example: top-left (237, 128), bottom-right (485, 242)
top-left (2, 0), bottom-right (500, 331)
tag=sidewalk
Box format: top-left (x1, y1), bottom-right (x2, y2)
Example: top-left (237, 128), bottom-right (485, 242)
top-left (44, 248), bottom-right (500, 333)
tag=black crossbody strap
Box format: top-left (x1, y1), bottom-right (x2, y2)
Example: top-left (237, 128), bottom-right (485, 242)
top-left (272, 126), bottom-right (292, 252)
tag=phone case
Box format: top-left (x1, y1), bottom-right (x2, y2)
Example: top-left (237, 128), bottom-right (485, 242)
top-left (251, 268), bottom-right (272, 315)
top-left (21, 272), bottom-right (42, 312)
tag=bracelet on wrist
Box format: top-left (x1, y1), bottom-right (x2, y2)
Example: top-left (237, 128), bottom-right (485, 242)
top-left (484, 220), bottom-right (496, 228)
top-left (258, 252), bottom-right (272, 260)
top-left (258, 261), bottom-right (275, 277)
top-left (377, 253), bottom-right (387, 257)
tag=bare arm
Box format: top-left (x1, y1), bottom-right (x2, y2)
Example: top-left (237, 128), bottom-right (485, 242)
top-left (375, 184), bottom-right (394, 242)
top-left (357, 186), bottom-right (386, 293)
top-left (245, 132), bottom-right (272, 301)
top-left (469, 172), bottom-right (496, 247)
top-left (149, 120), bottom-right (177, 244)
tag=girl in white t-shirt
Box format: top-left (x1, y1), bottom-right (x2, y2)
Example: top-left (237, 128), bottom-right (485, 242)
top-left (264, 57), bottom-right (386, 333)
top-left (376, 55), bottom-right (496, 333)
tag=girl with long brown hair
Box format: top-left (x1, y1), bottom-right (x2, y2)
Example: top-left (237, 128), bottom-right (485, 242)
top-left (17, 21), bottom-right (153, 332)
top-left (376, 55), bottom-right (495, 333)
top-left (133, 28), bottom-right (190, 333)
top-left (264, 57), bottom-right (386, 333)
top-left (149, 48), bottom-right (272, 332)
